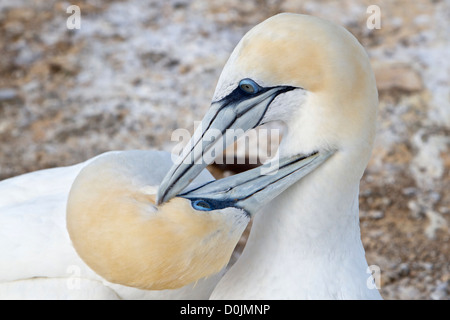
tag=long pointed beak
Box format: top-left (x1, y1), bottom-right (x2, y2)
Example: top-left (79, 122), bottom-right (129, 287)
top-left (178, 151), bottom-right (334, 216)
top-left (157, 84), bottom-right (296, 205)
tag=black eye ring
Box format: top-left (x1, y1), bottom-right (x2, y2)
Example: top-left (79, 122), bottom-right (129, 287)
top-left (239, 78), bottom-right (260, 94)
top-left (192, 199), bottom-right (212, 211)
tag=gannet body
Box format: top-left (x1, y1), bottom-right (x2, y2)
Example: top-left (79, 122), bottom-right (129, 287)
top-left (158, 13), bottom-right (383, 299)
top-left (1, 148), bottom-right (315, 299)
top-left (0, 151), bottom-right (222, 299)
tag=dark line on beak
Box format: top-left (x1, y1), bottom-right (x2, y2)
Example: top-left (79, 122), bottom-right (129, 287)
top-left (160, 101), bottom-right (236, 202)
top-left (235, 152), bottom-right (318, 202)
top-left (160, 85), bottom-right (299, 203)
top-left (178, 179), bottom-right (215, 197)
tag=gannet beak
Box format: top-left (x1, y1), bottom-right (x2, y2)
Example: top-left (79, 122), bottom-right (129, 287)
top-left (157, 83), bottom-right (297, 205)
top-left (178, 150), bottom-right (334, 216)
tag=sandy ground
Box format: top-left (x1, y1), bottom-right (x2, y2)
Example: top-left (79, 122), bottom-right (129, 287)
top-left (0, 0), bottom-right (449, 299)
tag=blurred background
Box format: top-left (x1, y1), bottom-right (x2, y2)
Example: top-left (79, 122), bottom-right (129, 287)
top-left (0, 0), bottom-right (448, 299)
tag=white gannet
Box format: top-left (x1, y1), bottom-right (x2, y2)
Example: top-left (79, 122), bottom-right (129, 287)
top-left (0, 151), bottom-right (217, 299)
top-left (157, 13), bottom-right (383, 299)
top-left (0, 149), bottom-right (316, 299)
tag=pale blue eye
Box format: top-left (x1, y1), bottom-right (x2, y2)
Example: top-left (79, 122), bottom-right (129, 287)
top-left (239, 79), bottom-right (259, 94)
top-left (192, 199), bottom-right (212, 211)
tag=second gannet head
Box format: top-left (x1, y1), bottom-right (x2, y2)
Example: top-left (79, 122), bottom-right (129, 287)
top-left (157, 13), bottom-right (378, 204)
top-left (66, 150), bottom-right (320, 290)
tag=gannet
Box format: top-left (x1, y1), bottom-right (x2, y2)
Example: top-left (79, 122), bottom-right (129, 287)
top-left (157, 13), bottom-right (383, 299)
top-left (0, 149), bottom-right (317, 299)
top-left (0, 151), bottom-right (217, 299)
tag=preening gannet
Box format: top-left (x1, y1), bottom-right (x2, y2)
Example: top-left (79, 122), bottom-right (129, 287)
top-left (157, 13), bottom-right (383, 299)
top-left (0, 151), bottom-right (218, 299)
top-left (0, 149), bottom-right (317, 299)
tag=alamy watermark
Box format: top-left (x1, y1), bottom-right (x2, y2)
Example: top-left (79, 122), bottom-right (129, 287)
top-left (66, 265), bottom-right (82, 290)
top-left (366, 5), bottom-right (381, 30)
top-left (171, 122), bottom-right (281, 175)
top-left (65, 4), bottom-right (381, 31)
top-left (66, 5), bottom-right (81, 30)
top-left (367, 265), bottom-right (382, 290)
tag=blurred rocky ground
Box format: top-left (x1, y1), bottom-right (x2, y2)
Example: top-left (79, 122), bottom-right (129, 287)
top-left (0, 0), bottom-right (448, 299)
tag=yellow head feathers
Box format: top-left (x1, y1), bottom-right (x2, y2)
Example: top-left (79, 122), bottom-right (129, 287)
top-left (215, 13), bottom-right (378, 157)
top-left (218, 13), bottom-right (376, 97)
top-left (66, 151), bottom-right (248, 290)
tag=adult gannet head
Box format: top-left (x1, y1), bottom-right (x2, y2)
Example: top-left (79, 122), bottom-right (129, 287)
top-left (66, 150), bottom-right (321, 290)
top-left (157, 13), bottom-right (378, 204)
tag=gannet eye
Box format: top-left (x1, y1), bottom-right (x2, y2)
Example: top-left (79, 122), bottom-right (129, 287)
top-left (192, 199), bottom-right (212, 211)
top-left (239, 79), bottom-right (260, 94)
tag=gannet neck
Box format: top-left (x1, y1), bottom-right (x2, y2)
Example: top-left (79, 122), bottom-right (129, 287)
top-left (211, 153), bottom-right (382, 299)
top-left (252, 152), bottom-right (364, 254)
